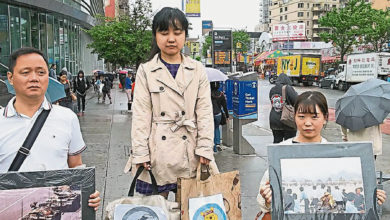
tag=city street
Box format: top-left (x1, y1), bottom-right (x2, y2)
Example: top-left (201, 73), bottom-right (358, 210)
top-left (79, 79), bottom-right (390, 219)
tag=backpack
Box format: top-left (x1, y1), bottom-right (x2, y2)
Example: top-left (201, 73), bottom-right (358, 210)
top-left (103, 79), bottom-right (112, 92)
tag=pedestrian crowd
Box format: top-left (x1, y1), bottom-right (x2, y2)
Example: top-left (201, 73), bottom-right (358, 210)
top-left (0, 6), bottom-right (388, 220)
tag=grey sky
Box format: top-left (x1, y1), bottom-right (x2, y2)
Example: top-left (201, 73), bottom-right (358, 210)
top-left (150, 0), bottom-right (260, 38)
top-left (281, 157), bottom-right (363, 182)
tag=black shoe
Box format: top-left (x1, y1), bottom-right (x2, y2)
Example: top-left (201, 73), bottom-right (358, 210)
top-left (216, 145), bottom-right (222, 151)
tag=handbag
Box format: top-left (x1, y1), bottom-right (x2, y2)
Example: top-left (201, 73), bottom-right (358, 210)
top-left (105, 166), bottom-right (180, 220)
top-left (280, 85), bottom-right (296, 129)
top-left (220, 112), bottom-right (227, 126)
top-left (8, 109), bottom-right (51, 171)
top-left (68, 81), bottom-right (77, 101)
top-left (178, 164), bottom-right (242, 220)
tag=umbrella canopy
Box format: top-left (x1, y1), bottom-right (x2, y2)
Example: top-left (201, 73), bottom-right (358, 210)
top-left (205, 68), bottom-right (228, 82)
top-left (119, 70), bottom-right (128, 74)
top-left (4, 77), bottom-right (66, 102)
top-left (335, 79), bottom-right (390, 131)
top-left (267, 50), bottom-right (286, 59)
top-left (0, 79), bottom-right (13, 107)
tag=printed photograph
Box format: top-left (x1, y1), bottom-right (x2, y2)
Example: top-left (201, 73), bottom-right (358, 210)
top-left (280, 157), bottom-right (365, 214)
top-left (0, 185), bottom-right (81, 220)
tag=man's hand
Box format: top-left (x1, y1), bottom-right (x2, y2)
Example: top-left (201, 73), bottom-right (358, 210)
top-left (199, 156), bottom-right (210, 165)
top-left (88, 191), bottom-right (101, 211)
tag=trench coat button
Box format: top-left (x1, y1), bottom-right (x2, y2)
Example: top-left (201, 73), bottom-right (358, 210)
top-left (162, 136), bottom-right (166, 140)
top-left (182, 135), bottom-right (187, 140)
top-left (159, 86), bottom-right (164, 91)
top-left (181, 111), bottom-right (185, 115)
top-left (161, 112), bottom-right (165, 116)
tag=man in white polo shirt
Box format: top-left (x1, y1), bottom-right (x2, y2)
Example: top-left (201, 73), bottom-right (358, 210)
top-left (0, 47), bottom-right (100, 210)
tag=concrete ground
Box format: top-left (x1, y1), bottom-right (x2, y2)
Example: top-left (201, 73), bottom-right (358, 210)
top-left (79, 80), bottom-right (390, 219)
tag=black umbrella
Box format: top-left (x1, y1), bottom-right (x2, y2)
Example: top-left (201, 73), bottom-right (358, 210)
top-left (335, 79), bottom-right (390, 131)
top-left (0, 79), bottom-right (13, 107)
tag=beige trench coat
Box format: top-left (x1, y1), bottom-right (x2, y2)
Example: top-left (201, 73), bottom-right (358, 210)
top-left (341, 125), bottom-right (382, 155)
top-left (127, 54), bottom-right (217, 185)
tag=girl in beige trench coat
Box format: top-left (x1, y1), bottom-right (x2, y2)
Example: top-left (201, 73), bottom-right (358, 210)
top-left (126, 7), bottom-right (218, 198)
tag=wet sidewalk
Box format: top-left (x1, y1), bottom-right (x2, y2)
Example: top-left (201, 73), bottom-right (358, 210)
top-left (78, 81), bottom-right (390, 219)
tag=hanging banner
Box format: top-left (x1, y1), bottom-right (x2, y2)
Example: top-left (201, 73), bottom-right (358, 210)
top-left (202, 20), bottom-right (213, 35)
top-left (186, 0), bottom-right (200, 17)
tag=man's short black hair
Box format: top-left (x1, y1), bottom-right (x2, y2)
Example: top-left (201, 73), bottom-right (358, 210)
top-left (9, 47), bottom-right (49, 73)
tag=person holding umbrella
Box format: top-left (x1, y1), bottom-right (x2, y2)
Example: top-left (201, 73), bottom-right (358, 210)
top-left (210, 81), bottom-right (228, 152)
top-left (128, 7), bottom-right (217, 199)
top-left (336, 78), bottom-right (390, 159)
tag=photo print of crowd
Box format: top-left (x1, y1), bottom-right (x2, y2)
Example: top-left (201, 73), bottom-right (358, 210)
top-left (280, 157), bottom-right (365, 214)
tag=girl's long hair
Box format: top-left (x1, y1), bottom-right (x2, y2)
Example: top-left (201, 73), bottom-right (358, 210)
top-left (148, 7), bottom-right (189, 60)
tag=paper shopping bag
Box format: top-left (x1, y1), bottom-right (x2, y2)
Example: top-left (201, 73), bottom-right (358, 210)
top-left (178, 165), bottom-right (241, 220)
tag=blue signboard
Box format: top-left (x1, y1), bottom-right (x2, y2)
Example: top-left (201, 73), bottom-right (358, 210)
top-left (224, 80), bottom-right (234, 114)
top-left (232, 80), bottom-right (258, 119)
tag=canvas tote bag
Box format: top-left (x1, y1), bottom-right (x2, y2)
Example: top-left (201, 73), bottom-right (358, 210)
top-left (105, 166), bottom-right (180, 220)
top-left (280, 85), bottom-right (296, 129)
top-left (177, 164), bottom-right (242, 220)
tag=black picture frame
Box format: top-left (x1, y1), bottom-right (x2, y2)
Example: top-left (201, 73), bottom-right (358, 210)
top-left (268, 142), bottom-right (379, 220)
top-left (0, 167), bottom-right (95, 219)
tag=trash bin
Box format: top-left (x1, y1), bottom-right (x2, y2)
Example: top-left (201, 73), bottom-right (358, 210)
top-left (232, 72), bottom-right (258, 155)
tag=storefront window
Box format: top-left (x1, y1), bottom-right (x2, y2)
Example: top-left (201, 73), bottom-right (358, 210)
top-left (31, 11), bottom-right (39, 49)
top-left (10, 6), bottom-right (21, 52)
top-left (39, 13), bottom-right (47, 56)
top-left (0, 3), bottom-right (9, 75)
top-left (21, 8), bottom-right (31, 47)
top-left (54, 17), bottom-right (60, 72)
top-left (59, 19), bottom-right (65, 70)
top-left (64, 19), bottom-right (69, 72)
top-left (47, 14), bottom-right (54, 64)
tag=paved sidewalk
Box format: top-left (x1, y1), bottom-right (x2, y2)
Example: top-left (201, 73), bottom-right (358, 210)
top-left (78, 81), bottom-right (390, 219)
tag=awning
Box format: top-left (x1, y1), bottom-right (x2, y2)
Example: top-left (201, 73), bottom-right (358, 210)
top-left (254, 51), bottom-right (274, 65)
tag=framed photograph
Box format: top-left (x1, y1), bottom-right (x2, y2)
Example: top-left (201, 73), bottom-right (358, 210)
top-left (268, 142), bottom-right (378, 220)
top-left (0, 167), bottom-right (95, 220)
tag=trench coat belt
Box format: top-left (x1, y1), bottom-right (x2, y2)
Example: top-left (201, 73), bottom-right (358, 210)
top-left (153, 115), bottom-right (196, 133)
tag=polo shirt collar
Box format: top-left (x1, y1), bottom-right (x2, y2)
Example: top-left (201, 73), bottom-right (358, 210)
top-left (3, 96), bottom-right (52, 118)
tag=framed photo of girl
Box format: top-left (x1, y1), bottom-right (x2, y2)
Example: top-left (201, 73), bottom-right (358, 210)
top-left (267, 142), bottom-right (379, 220)
top-left (0, 167), bottom-right (95, 220)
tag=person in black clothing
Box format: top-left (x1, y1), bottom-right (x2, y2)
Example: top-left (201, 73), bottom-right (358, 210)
top-left (73, 70), bottom-right (90, 115)
top-left (210, 82), bottom-right (228, 152)
top-left (57, 71), bottom-right (73, 109)
top-left (269, 73), bottom-right (298, 143)
top-left (102, 76), bottom-right (113, 104)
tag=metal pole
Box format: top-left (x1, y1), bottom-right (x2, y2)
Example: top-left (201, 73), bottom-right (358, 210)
top-left (182, 0), bottom-right (184, 11)
top-left (287, 23), bottom-right (290, 55)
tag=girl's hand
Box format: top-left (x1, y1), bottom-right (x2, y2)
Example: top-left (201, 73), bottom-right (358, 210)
top-left (88, 191), bottom-right (101, 211)
top-left (200, 156), bottom-right (210, 165)
top-left (260, 181), bottom-right (272, 206)
top-left (377, 189), bottom-right (387, 205)
top-left (136, 162), bottom-right (151, 170)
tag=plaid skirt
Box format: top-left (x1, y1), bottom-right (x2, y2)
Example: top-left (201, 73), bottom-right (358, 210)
top-left (136, 179), bottom-right (177, 195)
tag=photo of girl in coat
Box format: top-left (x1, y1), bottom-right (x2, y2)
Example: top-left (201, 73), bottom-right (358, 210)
top-left (129, 7), bottom-right (218, 199)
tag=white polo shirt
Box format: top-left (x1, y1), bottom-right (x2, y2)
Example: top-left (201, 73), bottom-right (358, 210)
top-left (0, 97), bottom-right (86, 173)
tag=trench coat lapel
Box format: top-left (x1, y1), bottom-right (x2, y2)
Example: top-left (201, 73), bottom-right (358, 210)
top-left (176, 56), bottom-right (195, 94)
top-left (151, 56), bottom-right (182, 95)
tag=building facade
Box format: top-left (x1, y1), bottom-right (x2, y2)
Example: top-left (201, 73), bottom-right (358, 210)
top-left (0, 0), bottom-right (105, 77)
top-left (258, 0), bottom-right (270, 32)
top-left (268, 0), bottom-right (340, 41)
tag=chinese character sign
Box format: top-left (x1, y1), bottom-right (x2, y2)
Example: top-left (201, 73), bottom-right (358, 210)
top-left (272, 23), bottom-right (306, 41)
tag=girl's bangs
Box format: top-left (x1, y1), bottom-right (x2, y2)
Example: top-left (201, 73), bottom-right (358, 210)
top-left (296, 103), bottom-right (318, 115)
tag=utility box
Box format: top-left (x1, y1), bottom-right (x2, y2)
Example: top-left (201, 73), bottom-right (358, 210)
top-left (221, 72), bottom-right (239, 147)
top-left (232, 72), bottom-right (258, 154)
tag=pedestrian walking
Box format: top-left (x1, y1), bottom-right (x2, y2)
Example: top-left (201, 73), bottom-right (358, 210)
top-left (256, 91), bottom-right (387, 217)
top-left (269, 73), bottom-right (298, 143)
top-left (125, 72), bottom-right (133, 111)
top-left (95, 75), bottom-right (103, 103)
top-left (49, 64), bottom-right (56, 79)
top-left (210, 81), bottom-right (228, 152)
top-left (57, 71), bottom-right (74, 109)
top-left (73, 70), bottom-right (90, 116)
top-left (341, 125), bottom-right (382, 160)
top-left (102, 76), bottom-right (112, 104)
top-left (127, 7), bottom-right (217, 199)
top-left (0, 47), bottom-right (100, 210)
top-left (61, 67), bottom-right (72, 81)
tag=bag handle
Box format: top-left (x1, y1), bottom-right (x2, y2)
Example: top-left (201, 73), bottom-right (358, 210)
top-left (282, 85), bottom-right (287, 104)
top-left (128, 166), bottom-right (158, 196)
top-left (196, 163), bottom-right (211, 181)
top-left (8, 109), bottom-right (51, 171)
